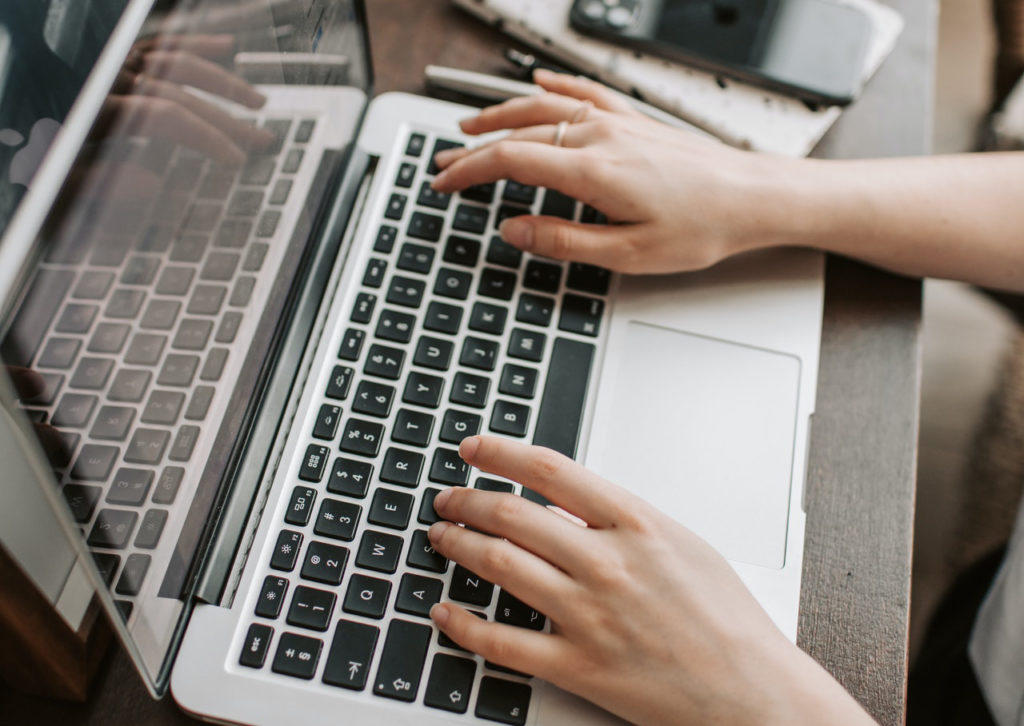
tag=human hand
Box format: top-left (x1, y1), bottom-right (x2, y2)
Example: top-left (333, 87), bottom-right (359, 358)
top-left (428, 436), bottom-right (876, 726)
top-left (431, 70), bottom-right (803, 274)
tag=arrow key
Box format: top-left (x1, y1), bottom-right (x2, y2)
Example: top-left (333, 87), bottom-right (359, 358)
top-left (424, 653), bottom-right (476, 714)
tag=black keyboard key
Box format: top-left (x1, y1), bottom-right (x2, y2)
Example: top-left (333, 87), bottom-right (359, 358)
top-left (558, 293), bottom-right (604, 337)
top-left (424, 301), bottom-right (463, 335)
top-left (386, 276), bottom-right (425, 309)
top-left (461, 183), bottom-right (496, 204)
top-left (70, 357), bottom-right (114, 390)
top-left (498, 364), bottom-right (539, 399)
top-left (239, 623), bottom-right (274, 668)
top-left (508, 329), bottom-right (546, 363)
top-left (516, 293), bottom-right (555, 327)
top-left (413, 336), bottom-right (454, 371)
top-left (440, 409), bottom-right (482, 444)
top-left (134, 509), bottom-right (168, 549)
top-left (477, 477), bottom-right (515, 493)
top-left (55, 303), bottom-right (98, 335)
top-left (408, 211), bottom-right (443, 242)
top-left (495, 589), bottom-right (546, 631)
top-left (428, 139), bottom-right (463, 174)
top-left (263, 118), bottom-right (292, 153)
top-left (425, 653), bottom-right (476, 714)
top-left (476, 677), bottom-right (532, 725)
top-left (157, 353), bottom-right (198, 386)
top-left (363, 258), bottom-right (388, 288)
top-left (486, 236), bottom-right (523, 269)
top-left (256, 575), bottom-right (289, 618)
top-left (172, 318), bottom-right (214, 351)
top-left (503, 181), bottom-right (537, 206)
top-left (91, 553), bottom-right (121, 587)
top-left (23, 373), bottom-right (62, 406)
top-left (295, 118), bottom-right (316, 142)
top-left (376, 309), bottom-right (416, 343)
top-left (244, 242), bottom-right (269, 270)
top-left (73, 270), bottom-right (114, 300)
top-left (567, 262), bottom-right (612, 295)
top-left (470, 302), bottom-right (508, 336)
top-left (375, 224), bottom-right (398, 253)
top-left (328, 457), bottom-right (373, 498)
top-left (395, 161), bottom-right (416, 188)
top-left (106, 468), bottom-right (152, 505)
top-left (90, 406), bottom-right (135, 441)
top-left (395, 573), bottom-right (444, 618)
top-left (108, 369), bottom-right (151, 403)
top-left (364, 344), bottom-right (405, 380)
top-left (340, 418), bottom-right (385, 457)
top-left (380, 447), bottom-right (425, 487)
top-left (397, 242), bottom-right (435, 275)
top-left (326, 364), bottom-right (354, 399)
top-left (323, 620), bottom-right (380, 690)
top-left (392, 409), bottom-right (435, 447)
top-left (38, 337), bottom-right (81, 368)
top-left (240, 156), bottom-right (275, 185)
top-left (433, 267), bottom-right (472, 300)
top-left (272, 633), bottom-right (322, 680)
top-left (72, 444), bottom-right (119, 481)
top-left (285, 486), bottom-right (318, 526)
top-left (452, 204), bottom-right (488, 234)
top-left (490, 400), bottom-right (530, 437)
top-left (125, 333), bottom-right (166, 366)
top-left (351, 292), bottom-right (377, 324)
top-left (495, 204), bottom-right (529, 229)
top-left (443, 235), bottom-right (481, 267)
top-left (121, 255), bottom-right (160, 285)
top-left (373, 619), bottom-right (432, 702)
top-left (368, 488), bottom-right (414, 530)
top-left (356, 530), bottom-right (403, 573)
top-left (478, 267), bottom-right (517, 301)
top-left (403, 372), bottom-right (444, 408)
top-left (450, 372), bottom-right (489, 409)
top-left (270, 178), bottom-right (292, 205)
top-left (418, 488), bottom-right (444, 525)
top-left (169, 234), bottom-right (207, 263)
top-left (299, 444), bottom-right (330, 482)
top-left (185, 386), bottom-right (214, 420)
top-left (407, 529), bottom-right (448, 573)
top-left (300, 542), bottom-right (349, 587)
top-left (418, 181), bottom-right (451, 210)
top-left (314, 498), bottom-right (361, 541)
top-left (352, 380), bottom-right (395, 418)
top-left (540, 188), bottom-right (576, 220)
top-left (87, 509), bottom-right (138, 549)
top-left (581, 204), bottom-right (608, 225)
top-left (406, 133), bottom-right (426, 157)
top-left (115, 554), bottom-right (150, 596)
top-left (154, 466), bottom-right (184, 504)
top-left (524, 260), bottom-right (562, 293)
top-left (429, 448), bottom-right (470, 486)
top-left (313, 404), bottom-right (342, 440)
top-left (284, 149), bottom-right (305, 174)
top-left (188, 282), bottom-right (228, 315)
top-left (460, 336), bottom-right (499, 371)
top-left (215, 219), bottom-right (251, 248)
top-left (533, 338), bottom-right (596, 459)
top-left (62, 484), bottom-right (101, 523)
top-left (339, 330), bottom-right (365, 362)
top-left (270, 530), bottom-right (303, 572)
top-left (228, 189), bottom-right (262, 217)
top-left (448, 565), bottom-right (494, 607)
top-left (342, 575), bottom-right (391, 620)
top-left (105, 288), bottom-right (146, 319)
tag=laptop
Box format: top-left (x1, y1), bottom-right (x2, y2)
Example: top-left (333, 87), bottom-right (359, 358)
top-left (0, 1), bottom-right (823, 724)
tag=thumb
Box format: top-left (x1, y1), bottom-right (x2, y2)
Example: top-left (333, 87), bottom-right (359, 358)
top-left (500, 216), bottom-right (633, 270)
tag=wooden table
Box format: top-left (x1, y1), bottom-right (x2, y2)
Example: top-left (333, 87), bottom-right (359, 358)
top-left (0, 0), bottom-right (931, 723)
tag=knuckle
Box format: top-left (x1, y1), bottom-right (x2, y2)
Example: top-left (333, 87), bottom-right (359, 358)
top-left (490, 141), bottom-right (516, 167)
top-left (529, 447), bottom-right (567, 484)
top-left (479, 630), bottom-right (516, 665)
top-left (492, 494), bottom-right (525, 527)
top-left (479, 540), bottom-right (513, 574)
top-left (543, 224), bottom-right (575, 260)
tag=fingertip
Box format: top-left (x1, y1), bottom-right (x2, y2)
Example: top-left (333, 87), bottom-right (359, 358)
top-left (500, 217), bottom-right (534, 250)
top-left (458, 435), bottom-right (482, 463)
top-left (429, 602), bottom-right (451, 627)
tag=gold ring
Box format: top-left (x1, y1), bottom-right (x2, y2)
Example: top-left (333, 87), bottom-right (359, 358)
top-left (553, 120), bottom-right (569, 147)
top-left (571, 99), bottom-right (593, 124)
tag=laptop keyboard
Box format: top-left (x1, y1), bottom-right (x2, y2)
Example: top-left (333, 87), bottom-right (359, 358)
top-left (11, 115), bottom-right (319, 618)
top-left (237, 130), bottom-right (613, 724)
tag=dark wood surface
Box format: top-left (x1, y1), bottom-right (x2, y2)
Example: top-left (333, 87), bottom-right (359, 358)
top-left (0, 0), bottom-right (929, 723)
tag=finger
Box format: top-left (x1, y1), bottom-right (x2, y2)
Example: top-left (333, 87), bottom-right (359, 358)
top-left (459, 436), bottom-right (632, 528)
top-left (434, 124), bottom-right (590, 171)
top-left (430, 603), bottom-right (567, 679)
top-left (431, 140), bottom-right (584, 196)
top-left (103, 95), bottom-right (246, 164)
top-left (431, 487), bottom-right (597, 576)
top-left (5, 367), bottom-right (45, 400)
top-left (134, 75), bottom-right (274, 150)
top-left (498, 215), bottom-right (637, 270)
top-left (132, 34), bottom-right (235, 59)
top-left (142, 50), bottom-right (266, 108)
top-left (427, 521), bottom-right (577, 620)
top-left (532, 69), bottom-right (641, 117)
top-left (460, 93), bottom-right (604, 135)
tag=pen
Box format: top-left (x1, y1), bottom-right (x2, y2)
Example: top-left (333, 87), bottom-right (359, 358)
top-left (424, 64), bottom-right (718, 141)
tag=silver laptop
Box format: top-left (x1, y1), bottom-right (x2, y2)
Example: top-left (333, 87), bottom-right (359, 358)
top-left (0, 1), bottom-right (823, 724)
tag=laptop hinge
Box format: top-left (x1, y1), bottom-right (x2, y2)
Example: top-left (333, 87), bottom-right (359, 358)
top-left (194, 151), bottom-right (379, 606)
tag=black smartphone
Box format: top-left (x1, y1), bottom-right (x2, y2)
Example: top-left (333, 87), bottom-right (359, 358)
top-left (569, 0), bottom-right (873, 106)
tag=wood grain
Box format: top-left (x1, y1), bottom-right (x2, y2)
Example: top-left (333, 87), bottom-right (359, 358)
top-left (0, 0), bottom-right (928, 723)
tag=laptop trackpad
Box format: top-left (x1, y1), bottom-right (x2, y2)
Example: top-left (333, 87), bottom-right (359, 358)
top-left (589, 322), bottom-right (801, 569)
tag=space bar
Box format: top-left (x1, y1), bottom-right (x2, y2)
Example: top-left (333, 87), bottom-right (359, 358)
top-left (525, 338), bottom-right (595, 505)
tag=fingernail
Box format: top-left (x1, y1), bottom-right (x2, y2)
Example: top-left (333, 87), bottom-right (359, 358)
top-left (459, 435), bottom-right (481, 462)
top-left (430, 171), bottom-right (447, 190)
top-left (428, 520), bottom-right (450, 541)
top-left (500, 218), bottom-right (533, 250)
top-left (430, 603), bottom-right (450, 627)
top-left (458, 115), bottom-right (480, 130)
top-left (434, 149), bottom-right (456, 166)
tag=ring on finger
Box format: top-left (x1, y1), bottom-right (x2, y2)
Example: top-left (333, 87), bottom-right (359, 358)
top-left (553, 120), bottom-right (569, 147)
top-left (570, 99), bottom-right (594, 124)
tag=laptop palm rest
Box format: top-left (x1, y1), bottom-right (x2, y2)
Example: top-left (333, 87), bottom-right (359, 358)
top-left (590, 321), bottom-right (800, 569)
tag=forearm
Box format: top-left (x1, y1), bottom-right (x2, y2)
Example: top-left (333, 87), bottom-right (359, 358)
top-left (751, 152), bottom-right (1024, 293)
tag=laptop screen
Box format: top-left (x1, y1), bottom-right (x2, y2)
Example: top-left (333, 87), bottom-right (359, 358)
top-left (0, 0), bottom-right (371, 696)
